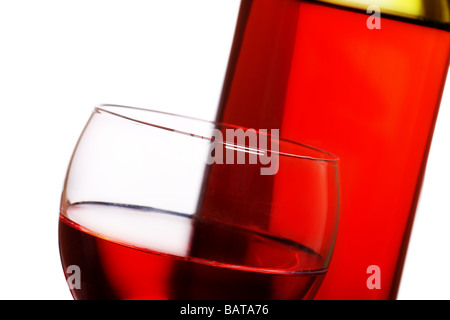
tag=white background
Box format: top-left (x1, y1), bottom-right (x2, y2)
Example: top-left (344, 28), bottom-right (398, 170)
top-left (0, 1), bottom-right (448, 300)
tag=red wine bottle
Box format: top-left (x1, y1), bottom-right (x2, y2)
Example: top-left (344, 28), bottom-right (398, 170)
top-left (206, 0), bottom-right (450, 299)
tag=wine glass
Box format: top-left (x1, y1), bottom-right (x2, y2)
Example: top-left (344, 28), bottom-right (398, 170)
top-left (58, 104), bottom-right (340, 300)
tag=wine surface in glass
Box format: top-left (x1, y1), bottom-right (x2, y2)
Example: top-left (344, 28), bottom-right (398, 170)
top-left (212, 0), bottom-right (450, 299)
top-left (59, 203), bottom-right (326, 300)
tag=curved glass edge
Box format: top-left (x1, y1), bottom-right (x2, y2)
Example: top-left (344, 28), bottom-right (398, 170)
top-left (94, 104), bottom-right (340, 164)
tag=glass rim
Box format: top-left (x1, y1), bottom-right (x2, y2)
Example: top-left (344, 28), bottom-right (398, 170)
top-left (94, 104), bottom-right (339, 163)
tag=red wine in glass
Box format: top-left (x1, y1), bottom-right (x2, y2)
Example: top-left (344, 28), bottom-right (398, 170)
top-left (58, 106), bottom-right (339, 300)
top-left (59, 203), bottom-right (326, 300)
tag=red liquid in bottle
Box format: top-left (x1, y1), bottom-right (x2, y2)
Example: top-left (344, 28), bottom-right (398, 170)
top-left (208, 0), bottom-right (450, 299)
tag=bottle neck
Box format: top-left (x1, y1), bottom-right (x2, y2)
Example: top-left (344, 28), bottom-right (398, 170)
top-left (313, 0), bottom-right (450, 29)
